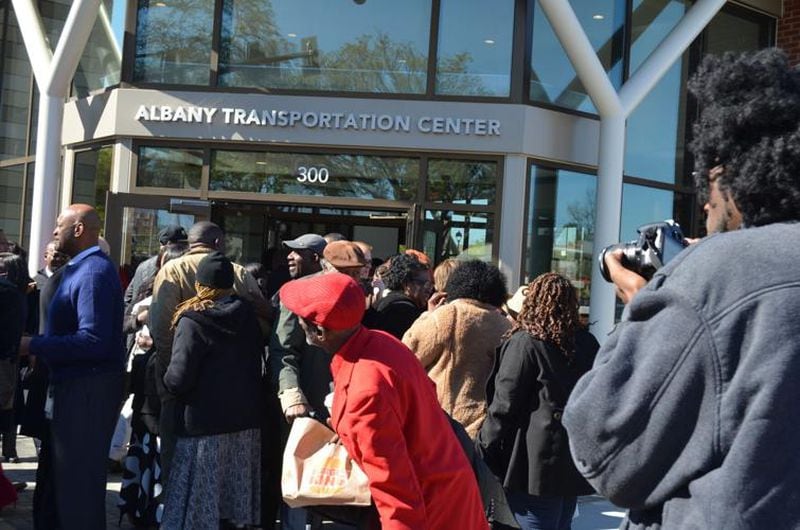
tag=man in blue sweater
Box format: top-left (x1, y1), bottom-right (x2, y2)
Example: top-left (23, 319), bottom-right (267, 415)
top-left (20, 203), bottom-right (125, 529)
top-left (564, 50), bottom-right (800, 529)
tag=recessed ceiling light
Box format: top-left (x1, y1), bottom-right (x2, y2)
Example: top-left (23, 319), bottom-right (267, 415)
top-left (484, 39), bottom-right (495, 45)
top-left (154, 1), bottom-right (167, 6)
top-left (592, 14), bottom-right (605, 20)
top-left (287, 33), bottom-right (297, 38)
top-left (398, 59), bottom-right (407, 64)
top-left (256, 161), bottom-right (267, 165)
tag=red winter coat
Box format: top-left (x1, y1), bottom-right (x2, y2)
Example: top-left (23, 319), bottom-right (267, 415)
top-left (330, 326), bottom-right (489, 530)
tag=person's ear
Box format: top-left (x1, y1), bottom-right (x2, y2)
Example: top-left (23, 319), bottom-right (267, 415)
top-left (73, 222), bottom-right (85, 238)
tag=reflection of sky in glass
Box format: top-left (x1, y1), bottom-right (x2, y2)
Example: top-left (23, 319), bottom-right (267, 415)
top-left (273, 0), bottom-right (431, 52)
top-left (625, 0), bottom-right (687, 183)
top-left (530, 0), bottom-right (624, 113)
top-left (436, 0), bottom-right (514, 96)
top-left (111, 1), bottom-right (126, 46)
top-left (620, 183), bottom-right (673, 240)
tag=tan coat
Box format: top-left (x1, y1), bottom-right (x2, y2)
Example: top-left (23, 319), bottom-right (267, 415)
top-left (149, 246), bottom-right (270, 367)
top-left (402, 299), bottom-right (511, 438)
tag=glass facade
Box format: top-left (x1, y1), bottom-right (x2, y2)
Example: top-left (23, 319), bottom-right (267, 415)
top-left (210, 150), bottom-right (419, 200)
top-left (530, 0), bottom-right (625, 113)
top-left (134, 0), bottom-right (214, 85)
top-left (422, 210), bottom-right (494, 263)
top-left (72, 146), bottom-right (113, 227)
top-left (218, 0), bottom-right (431, 93)
top-left (137, 147), bottom-right (203, 190)
top-left (74, 0), bottom-right (125, 96)
top-left (435, 0), bottom-right (515, 97)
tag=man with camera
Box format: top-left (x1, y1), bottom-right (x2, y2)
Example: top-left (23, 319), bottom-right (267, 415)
top-left (563, 49), bottom-right (800, 529)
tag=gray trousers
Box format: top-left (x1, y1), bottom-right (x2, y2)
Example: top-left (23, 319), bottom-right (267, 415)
top-left (51, 371), bottom-right (124, 530)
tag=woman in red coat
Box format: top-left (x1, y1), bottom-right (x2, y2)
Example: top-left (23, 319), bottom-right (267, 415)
top-left (281, 273), bottom-right (489, 530)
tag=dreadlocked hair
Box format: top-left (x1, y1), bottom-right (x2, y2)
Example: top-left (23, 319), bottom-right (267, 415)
top-left (509, 273), bottom-right (579, 357)
top-left (688, 49), bottom-right (800, 226)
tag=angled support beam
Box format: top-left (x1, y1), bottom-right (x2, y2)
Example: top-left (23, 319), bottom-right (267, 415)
top-left (537, 0), bottom-right (725, 342)
top-left (11, 0), bottom-right (102, 277)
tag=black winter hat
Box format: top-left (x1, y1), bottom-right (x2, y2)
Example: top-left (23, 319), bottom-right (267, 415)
top-left (158, 224), bottom-right (188, 245)
top-left (196, 251), bottom-right (234, 289)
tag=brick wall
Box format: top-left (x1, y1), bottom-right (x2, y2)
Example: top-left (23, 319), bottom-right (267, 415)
top-left (778, 0), bottom-right (800, 64)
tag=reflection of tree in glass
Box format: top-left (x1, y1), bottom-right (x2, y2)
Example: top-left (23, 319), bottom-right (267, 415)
top-left (427, 161), bottom-right (496, 204)
top-left (134, 0), bottom-right (214, 84)
top-left (566, 188), bottom-right (596, 238)
top-left (209, 152), bottom-right (418, 201)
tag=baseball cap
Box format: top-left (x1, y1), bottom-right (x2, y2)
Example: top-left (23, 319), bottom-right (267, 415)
top-left (158, 224), bottom-right (188, 245)
top-left (323, 241), bottom-right (368, 269)
top-left (283, 234), bottom-right (327, 255)
top-left (280, 273), bottom-right (365, 330)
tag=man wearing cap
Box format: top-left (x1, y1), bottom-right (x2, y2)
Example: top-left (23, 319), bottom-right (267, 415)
top-left (280, 273), bottom-right (489, 530)
top-left (122, 224), bottom-right (188, 351)
top-left (148, 221), bottom-right (270, 483)
top-left (270, 237), bottom-right (367, 530)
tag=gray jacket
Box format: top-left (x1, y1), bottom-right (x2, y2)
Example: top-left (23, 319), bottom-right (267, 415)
top-left (564, 222), bottom-right (800, 529)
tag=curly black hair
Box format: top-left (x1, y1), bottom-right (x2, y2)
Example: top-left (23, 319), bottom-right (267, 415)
top-left (444, 260), bottom-right (508, 308)
top-left (381, 253), bottom-right (426, 291)
top-left (510, 272), bottom-right (579, 357)
top-left (688, 49), bottom-right (800, 226)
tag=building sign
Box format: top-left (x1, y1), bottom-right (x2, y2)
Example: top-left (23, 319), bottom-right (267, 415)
top-left (134, 105), bottom-right (501, 136)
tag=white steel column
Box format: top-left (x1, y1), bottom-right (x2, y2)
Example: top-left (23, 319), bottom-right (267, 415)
top-left (12, 0), bottom-right (102, 277)
top-left (537, 0), bottom-right (725, 341)
top-left (498, 155), bottom-right (529, 288)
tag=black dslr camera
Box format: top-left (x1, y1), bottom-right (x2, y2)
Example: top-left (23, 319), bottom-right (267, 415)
top-left (599, 220), bottom-right (688, 282)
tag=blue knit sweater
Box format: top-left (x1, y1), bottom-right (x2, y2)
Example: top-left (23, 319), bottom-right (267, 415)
top-left (31, 246), bottom-right (125, 382)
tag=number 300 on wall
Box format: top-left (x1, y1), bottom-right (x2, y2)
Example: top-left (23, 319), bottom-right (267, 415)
top-left (296, 166), bottom-right (330, 183)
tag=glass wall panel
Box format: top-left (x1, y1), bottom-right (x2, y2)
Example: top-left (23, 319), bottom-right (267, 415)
top-left (524, 165), bottom-right (595, 305)
top-left (137, 146), bottom-right (203, 190)
top-left (704, 8), bottom-right (772, 56)
top-left (73, 0), bottom-right (125, 96)
top-left (435, 0), bottom-right (514, 97)
top-left (619, 183), bottom-right (673, 240)
top-left (0, 165), bottom-right (23, 242)
top-left (121, 207), bottom-right (195, 269)
top-left (0, 7), bottom-right (33, 161)
top-left (530, 0), bottom-right (624, 113)
top-left (219, 0), bottom-right (431, 93)
top-left (624, 0), bottom-right (689, 183)
top-left (72, 146), bottom-right (113, 227)
top-left (134, 0), bottom-right (213, 85)
top-left (210, 150), bottom-right (419, 201)
top-left (421, 210), bottom-right (494, 264)
top-left (22, 162), bottom-right (33, 249)
top-left (427, 159), bottom-right (497, 205)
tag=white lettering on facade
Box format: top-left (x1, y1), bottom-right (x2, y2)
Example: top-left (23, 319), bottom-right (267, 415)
top-left (134, 106), bottom-right (500, 136)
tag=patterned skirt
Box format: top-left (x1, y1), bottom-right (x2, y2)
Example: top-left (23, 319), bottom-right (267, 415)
top-left (161, 428), bottom-right (261, 530)
top-left (118, 430), bottom-right (163, 526)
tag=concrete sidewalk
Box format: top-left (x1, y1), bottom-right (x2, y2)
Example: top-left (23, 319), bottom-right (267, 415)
top-left (0, 436), bottom-right (625, 529)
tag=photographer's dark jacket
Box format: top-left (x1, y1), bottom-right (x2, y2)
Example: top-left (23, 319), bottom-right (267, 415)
top-left (476, 329), bottom-right (597, 497)
top-left (564, 222), bottom-right (800, 529)
top-left (164, 296), bottom-right (263, 437)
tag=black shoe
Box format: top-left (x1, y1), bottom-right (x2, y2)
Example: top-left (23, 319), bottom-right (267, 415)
top-left (12, 482), bottom-right (26, 492)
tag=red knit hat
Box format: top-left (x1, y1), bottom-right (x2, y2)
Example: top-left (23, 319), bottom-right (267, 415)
top-left (280, 273), bottom-right (365, 330)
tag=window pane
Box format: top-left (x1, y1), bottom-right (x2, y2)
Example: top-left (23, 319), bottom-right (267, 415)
top-left (22, 163), bottom-right (34, 249)
top-left (0, 165), bottom-right (24, 242)
top-left (121, 207), bottom-right (195, 268)
top-left (435, 0), bottom-right (514, 97)
top-left (524, 165), bottom-right (595, 305)
top-left (624, 0), bottom-right (688, 183)
top-left (134, 0), bottom-right (213, 85)
top-left (0, 7), bottom-right (32, 161)
top-left (73, 0), bottom-right (125, 96)
top-left (619, 183), bottom-right (673, 240)
top-left (530, 0), bottom-right (624, 113)
top-left (219, 0), bottom-right (431, 93)
top-left (137, 147), bottom-right (203, 190)
top-left (427, 159), bottom-right (497, 205)
top-left (72, 147), bottom-right (114, 227)
top-left (421, 210), bottom-right (494, 264)
top-left (210, 151), bottom-right (419, 201)
top-left (704, 9), bottom-right (772, 56)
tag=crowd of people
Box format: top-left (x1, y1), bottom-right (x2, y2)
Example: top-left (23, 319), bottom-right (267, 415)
top-left (0, 48), bottom-right (798, 530)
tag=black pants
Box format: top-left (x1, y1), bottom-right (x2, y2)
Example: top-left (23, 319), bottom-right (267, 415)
top-left (51, 371), bottom-right (124, 530)
top-left (33, 432), bottom-right (58, 530)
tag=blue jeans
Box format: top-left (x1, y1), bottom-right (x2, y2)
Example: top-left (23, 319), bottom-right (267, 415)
top-left (507, 491), bottom-right (577, 530)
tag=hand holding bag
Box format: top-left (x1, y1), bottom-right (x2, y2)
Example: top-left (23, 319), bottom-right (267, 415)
top-left (282, 417), bottom-right (371, 508)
